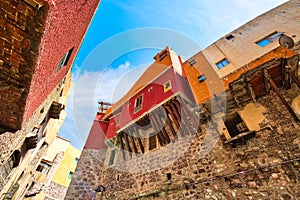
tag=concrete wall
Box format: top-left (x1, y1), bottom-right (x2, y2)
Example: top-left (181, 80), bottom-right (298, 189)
top-left (203, 0), bottom-right (300, 78)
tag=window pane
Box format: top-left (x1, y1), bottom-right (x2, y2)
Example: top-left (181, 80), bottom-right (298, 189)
top-left (256, 39), bottom-right (271, 47)
top-left (216, 58), bottom-right (230, 69)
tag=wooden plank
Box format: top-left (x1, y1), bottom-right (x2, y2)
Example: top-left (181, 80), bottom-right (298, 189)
top-left (288, 70), bottom-right (300, 89)
top-left (117, 134), bottom-right (126, 161)
top-left (123, 133), bottom-right (132, 157)
top-left (129, 134), bottom-right (138, 154)
top-left (269, 78), bottom-right (300, 123)
top-left (160, 107), bottom-right (177, 138)
top-left (173, 100), bottom-right (194, 135)
top-left (149, 113), bottom-right (164, 146)
top-left (133, 125), bottom-right (145, 154)
top-left (245, 76), bottom-right (256, 102)
top-left (169, 102), bottom-right (189, 137)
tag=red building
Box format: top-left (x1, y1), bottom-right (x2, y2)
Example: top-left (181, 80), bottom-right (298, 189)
top-left (85, 47), bottom-right (199, 164)
top-left (0, 0), bottom-right (100, 133)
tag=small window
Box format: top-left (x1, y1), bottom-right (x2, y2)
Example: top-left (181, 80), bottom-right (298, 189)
top-left (74, 158), bottom-right (79, 163)
top-left (216, 58), bottom-right (230, 69)
top-left (148, 87), bottom-right (153, 92)
top-left (56, 47), bottom-right (74, 72)
top-left (164, 80), bottom-right (171, 93)
top-left (166, 173), bottom-right (172, 181)
top-left (108, 149), bottom-right (116, 166)
top-left (68, 171), bottom-right (73, 179)
top-left (256, 32), bottom-right (283, 47)
top-left (197, 74), bottom-right (206, 82)
top-left (134, 94), bottom-right (143, 113)
top-left (149, 135), bottom-right (157, 151)
top-left (189, 59), bottom-right (196, 66)
top-left (224, 112), bottom-right (249, 138)
top-left (226, 34), bottom-right (234, 41)
top-left (36, 161), bottom-right (51, 174)
top-left (159, 50), bottom-right (168, 61)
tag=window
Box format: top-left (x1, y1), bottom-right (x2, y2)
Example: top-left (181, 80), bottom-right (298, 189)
top-left (134, 94), bottom-right (143, 113)
top-left (224, 112), bottom-right (249, 138)
top-left (164, 80), bottom-right (171, 93)
top-left (189, 59), bottom-right (196, 66)
top-left (197, 74), bottom-right (206, 82)
top-left (256, 32), bottom-right (283, 47)
top-left (74, 158), bottom-right (79, 163)
top-left (149, 135), bottom-right (157, 151)
top-left (68, 172), bottom-right (73, 179)
top-left (216, 58), bottom-right (230, 69)
top-left (159, 50), bottom-right (168, 61)
top-left (56, 47), bottom-right (74, 72)
top-left (108, 150), bottom-right (116, 166)
top-left (36, 161), bottom-right (51, 174)
top-left (226, 34), bottom-right (234, 41)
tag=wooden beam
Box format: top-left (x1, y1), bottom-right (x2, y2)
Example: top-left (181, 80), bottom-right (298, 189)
top-left (268, 78), bottom-right (300, 123)
top-left (288, 70), bottom-right (300, 89)
top-left (117, 134), bottom-right (126, 161)
top-left (177, 97), bottom-right (201, 133)
top-left (262, 68), bottom-right (271, 94)
top-left (229, 84), bottom-right (241, 108)
top-left (245, 76), bottom-right (256, 103)
top-left (149, 113), bottom-right (165, 146)
top-left (281, 58), bottom-right (291, 89)
top-left (164, 104), bottom-right (180, 129)
top-left (133, 125), bottom-right (145, 154)
top-left (123, 132), bottom-right (132, 157)
top-left (160, 107), bottom-right (177, 138)
top-left (153, 109), bottom-right (171, 143)
top-left (173, 100), bottom-right (194, 135)
top-left (129, 134), bottom-right (138, 154)
top-left (169, 102), bottom-right (189, 137)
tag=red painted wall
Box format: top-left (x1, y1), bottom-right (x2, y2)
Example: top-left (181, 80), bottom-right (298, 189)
top-left (106, 67), bottom-right (195, 139)
top-left (85, 113), bottom-right (108, 150)
top-left (22, 0), bottom-right (100, 125)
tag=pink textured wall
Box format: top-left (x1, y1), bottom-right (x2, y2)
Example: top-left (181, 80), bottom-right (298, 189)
top-left (23, 0), bottom-right (100, 125)
top-left (85, 113), bottom-right (108, 150)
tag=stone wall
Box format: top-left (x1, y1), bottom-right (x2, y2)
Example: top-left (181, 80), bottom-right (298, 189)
top-left (65, 149), bottom-right (107, 200)
top-left (45, 181), bottom-right (67, 200)
top-left (67, 85), bottom-right (300, 199)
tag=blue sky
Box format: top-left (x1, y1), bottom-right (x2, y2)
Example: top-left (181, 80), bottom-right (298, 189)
top-left (59, 0), bottom-right (288, 150)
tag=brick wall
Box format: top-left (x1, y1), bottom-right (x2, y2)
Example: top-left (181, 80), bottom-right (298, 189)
top-left (0, 0), bottom-right (99, 131)
top-left (0, 0), bottom-right (48, 131)
top-left (66, 85), bottom-right (300, 199)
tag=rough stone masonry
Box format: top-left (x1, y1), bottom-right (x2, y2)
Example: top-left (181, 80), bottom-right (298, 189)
top-left (67, 81), bottom-right (300, 200)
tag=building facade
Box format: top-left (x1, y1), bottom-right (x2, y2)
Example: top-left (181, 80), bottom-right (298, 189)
top-left (0, 0), bottom-right (99, 199)
top-left (25, 136), bottom-right (81, 199)
top-left (67, 0), bottom-right (300, 199)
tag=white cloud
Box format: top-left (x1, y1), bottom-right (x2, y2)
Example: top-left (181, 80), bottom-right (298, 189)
top-left (60, 62), bottom-right (148, 149)
top-left (96, 61), bottom-right (148, 103)
top-left (112, 0), bottom-right (288, 47)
